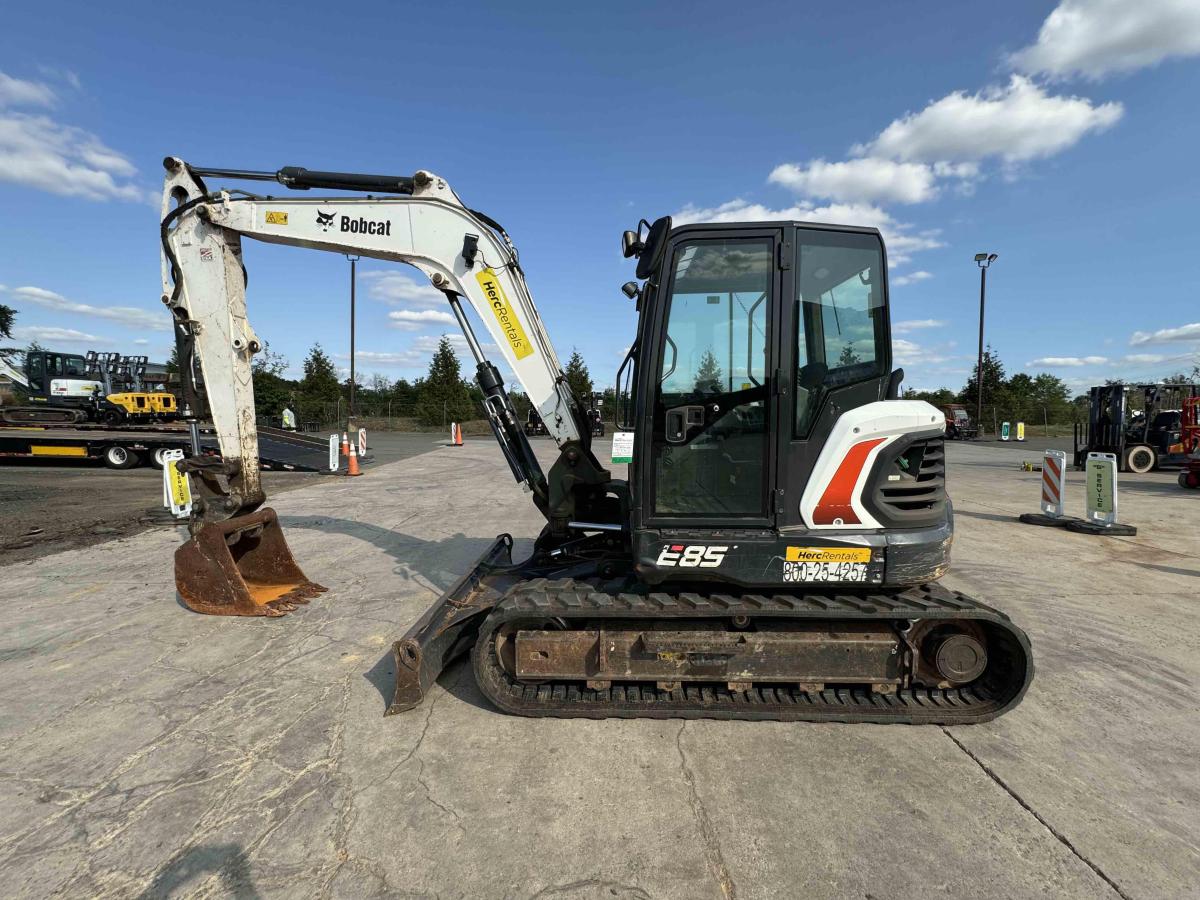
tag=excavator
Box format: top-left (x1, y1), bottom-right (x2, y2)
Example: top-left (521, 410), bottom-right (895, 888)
top-left (161, 158), bottom-right (1032, 724)
top-left (0, 348), bottom-right (178, 425)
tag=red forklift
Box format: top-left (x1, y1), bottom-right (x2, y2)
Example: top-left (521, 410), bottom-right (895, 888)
top-left (1179, 397), bottom-right (1200, 489)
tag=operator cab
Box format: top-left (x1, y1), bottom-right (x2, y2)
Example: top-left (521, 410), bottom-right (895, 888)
top-left (618, 217), bottom-right (946, 586)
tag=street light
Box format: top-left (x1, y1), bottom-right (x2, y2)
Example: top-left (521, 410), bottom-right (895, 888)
top-left (974, 252), bottom-right (998, 433)
top-left (346, 254), bottom-right (359, 430)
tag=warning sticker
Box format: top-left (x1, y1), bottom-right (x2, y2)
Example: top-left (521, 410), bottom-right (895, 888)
top-left (265, 211), bottom-right (289, 225)
top-left (785, 546), bottom-right (871, 564)
top-left (476, 269), bottom-right (534, 360)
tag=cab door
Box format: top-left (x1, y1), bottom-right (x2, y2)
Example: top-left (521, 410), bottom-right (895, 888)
top-left (775, 226), bottom-right (893, 529)
top-left (640, 228), bottom-right (781, 528)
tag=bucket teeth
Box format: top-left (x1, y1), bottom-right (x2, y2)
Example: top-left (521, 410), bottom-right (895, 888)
top-left (175, 507), bottom-right (324, 617)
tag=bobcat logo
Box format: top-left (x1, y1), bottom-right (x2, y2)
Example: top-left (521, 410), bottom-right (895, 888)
top-left (315, 210), bottom-right (336, 232)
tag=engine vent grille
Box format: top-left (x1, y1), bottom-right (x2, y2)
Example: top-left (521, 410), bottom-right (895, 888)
top-left (871, 438), bottom-right (946, 526)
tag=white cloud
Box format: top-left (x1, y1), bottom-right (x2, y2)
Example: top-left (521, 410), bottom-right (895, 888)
top-left (671, 198), bottom-right (942, 266)
top-left (893, 317), bottom-right (945, 333)
top-left (892, 272), bottom-right (934, 288)
top-left (1026, 355), bottom-right (1109, 366)
top-left (360, 270), bottom-right (444, 308)
top-left (1120, 353), bottom-right (1167, 364)
top-left (892, 337), bottom-right (956, 367)
top-left (768, 157), bottom-right (938, 205)
top-left (0, 72), bottom-right (57, 108)
top-left (1130, 322), bottom-right (1200, 345)
top-left (12, 325), bottom-right (110, 344)
top-left (133, 338), bottom-right (149, 345)
top-left (1011, 0), bottom-right (1200, 80)
top-left (857, 76), bottom-right (1123, 166)
top-left (0, 70), bottom-right (147, 203)
top-left (388, 308), bottom-right (457, 331)
top-left (337, 334), bottom-right (469, 370)
top-left (6, 285), bottom-right (170, 332)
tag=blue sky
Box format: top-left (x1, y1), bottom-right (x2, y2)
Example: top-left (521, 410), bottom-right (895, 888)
top-left (2, 0), bottom-right (1199, 396)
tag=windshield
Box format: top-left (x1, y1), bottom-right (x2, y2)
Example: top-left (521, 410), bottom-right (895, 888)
top-left (794, 230), bottom-right (888, 436)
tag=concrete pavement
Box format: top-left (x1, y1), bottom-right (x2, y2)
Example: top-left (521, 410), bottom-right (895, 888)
top-left (0, 437), bottom-right (1196, 898)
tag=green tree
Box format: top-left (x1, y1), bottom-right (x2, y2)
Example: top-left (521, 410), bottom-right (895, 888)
top-left (416, 336), bottom-right (473, 426)
top-left (391, 377), bottom-right (420, 417)
top-left (563, 348), bottom-right (593, 400)
top-left (694, 349), bottom-right (724, 393)
top-left (299, 344), bottom-right (340, 400)
top-left (960, 346), bottom-right (1009, 415)
top-left (837, 343), bottom-right (861, 367)
top-left (0, 304), bottom-right (14, 341)
top-left (903, 387), bottom-right (957, 407)
top-left (297, 343), bottom-right (341, 423)
top-left (252, 342), bottom-right (294, 418)
top-left (1029, 373), bottom-right (1071, 422)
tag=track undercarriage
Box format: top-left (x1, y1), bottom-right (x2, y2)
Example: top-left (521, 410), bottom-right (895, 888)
top-left (390, 535), bottom-right (1032, 725)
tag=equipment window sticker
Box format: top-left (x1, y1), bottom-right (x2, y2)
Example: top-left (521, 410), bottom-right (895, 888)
top-left (476, 268), bottom-right (534, 360)
top-left (265, 211), bottom-right (289, 225)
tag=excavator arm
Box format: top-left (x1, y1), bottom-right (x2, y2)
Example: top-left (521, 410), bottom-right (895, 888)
top-left (160, 158), bottom-right (612, 616)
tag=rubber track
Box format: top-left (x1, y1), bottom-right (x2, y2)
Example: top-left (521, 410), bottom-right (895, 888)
top-left (472, 580), bottom-right (1032, 724)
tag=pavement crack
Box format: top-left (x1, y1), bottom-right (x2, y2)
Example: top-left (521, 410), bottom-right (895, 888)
top-left (529, 876), bottom-right (651, 898)
top-left (942, 729), bottom-right (1132, 900)
top-left (675, 722), bottom-right (736, 900)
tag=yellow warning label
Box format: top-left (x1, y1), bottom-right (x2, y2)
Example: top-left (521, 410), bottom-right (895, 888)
top-left (31, 444), bottom-right (86, 457)
top-left (167, 460), bottom-right (192, 507)
top-left (265, 211), bottom-right (289, 225)
top-left (786, 546), bottom-right (871, 564)
top-left (476, 268), bottom-right (534, 360)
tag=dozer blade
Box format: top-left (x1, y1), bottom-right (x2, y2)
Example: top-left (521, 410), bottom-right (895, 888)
top-left (387, 534), bottom-right (516, 715)
top-left (175, 507), bottom-right (326, 617)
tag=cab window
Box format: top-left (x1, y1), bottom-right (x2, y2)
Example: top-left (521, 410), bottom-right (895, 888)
top-left (794, 232), bottom-right (888, 436)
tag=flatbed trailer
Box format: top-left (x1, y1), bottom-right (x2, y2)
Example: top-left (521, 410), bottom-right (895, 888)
top-left (0, 423), bottom-right (329, 471)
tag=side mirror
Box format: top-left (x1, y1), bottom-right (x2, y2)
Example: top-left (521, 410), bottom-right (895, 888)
top-left (621, 230), bottom-right (643, 258)
top-left (621, 281), bottom-right (639, 299)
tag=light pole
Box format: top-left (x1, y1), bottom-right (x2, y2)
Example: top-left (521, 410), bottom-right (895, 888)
top-left (346, 254), bottom-right (359, 430)
top-left (973, 252), bottom-right (998, 433)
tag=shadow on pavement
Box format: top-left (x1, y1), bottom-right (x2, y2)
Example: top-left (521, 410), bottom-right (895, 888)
top-left (277, 515), bottom-right (513, 716)
top-left (137, 843), bottom-right (258, 899)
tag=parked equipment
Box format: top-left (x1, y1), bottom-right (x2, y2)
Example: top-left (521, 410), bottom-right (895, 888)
top-left (160, 159), bottom-right (1031, 723)
top-left (523, 409), bottom-right (548, 436)
top-left (940, 404), bottom-right (979, 440)
top-left (1179, 397), bottom-right (1200, 489)
top-left (1074, 383), bottom-right (1200, 473)
top-left (0, 348), bottom-right (178, 426)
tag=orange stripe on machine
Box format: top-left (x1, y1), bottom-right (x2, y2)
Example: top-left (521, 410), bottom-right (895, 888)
top-left (812, 438), bottom-right (887, 526)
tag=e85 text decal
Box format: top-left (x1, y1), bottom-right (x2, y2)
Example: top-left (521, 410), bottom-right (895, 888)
top-left (656, 544), bottom-right (729, 568)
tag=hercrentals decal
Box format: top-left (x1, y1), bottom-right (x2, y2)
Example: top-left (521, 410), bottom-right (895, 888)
top-left (476, 268), bottom-right (534, 360)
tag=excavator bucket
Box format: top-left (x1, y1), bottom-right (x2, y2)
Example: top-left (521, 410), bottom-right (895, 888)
top-left (175, 507), bottom-right (326, 616)
top-left (388, 534), bottom-right (517, 714)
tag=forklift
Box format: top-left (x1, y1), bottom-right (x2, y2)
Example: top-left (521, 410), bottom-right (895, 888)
top-left (1074, 382), bottom-right (1200, 473)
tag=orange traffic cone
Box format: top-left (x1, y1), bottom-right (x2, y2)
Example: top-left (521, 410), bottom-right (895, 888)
top-left (342, 431), bottom-right (350, 456)
top-left (346, 440), bottom-right (361, 476)
top-left (453, 423), bottom-right (464, 446)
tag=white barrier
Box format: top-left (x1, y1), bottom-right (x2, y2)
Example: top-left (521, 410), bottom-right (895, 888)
top-left (1084, 451), bottom-right (1118, 527)
top-left (161, 448), bottom-right (192, 518)
top-left (329, 434), bottom-right (340, 472)
top-left (358, 427), bottom-right (367, 458)
top-left (1040, 449), bottom-right (1066, 518)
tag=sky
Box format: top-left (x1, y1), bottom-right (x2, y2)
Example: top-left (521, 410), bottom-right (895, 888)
top-left (1, 0), bottom-right (1199, 397)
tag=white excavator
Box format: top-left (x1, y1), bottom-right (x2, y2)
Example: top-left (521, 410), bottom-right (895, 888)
top-left (161, 158), bottom-right (1031, 723)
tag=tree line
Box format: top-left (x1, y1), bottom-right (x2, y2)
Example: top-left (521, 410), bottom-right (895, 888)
top-left (903, 346), bottom-right (1200, 431)
top-left (244, 337), bottom-right (600, 429)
